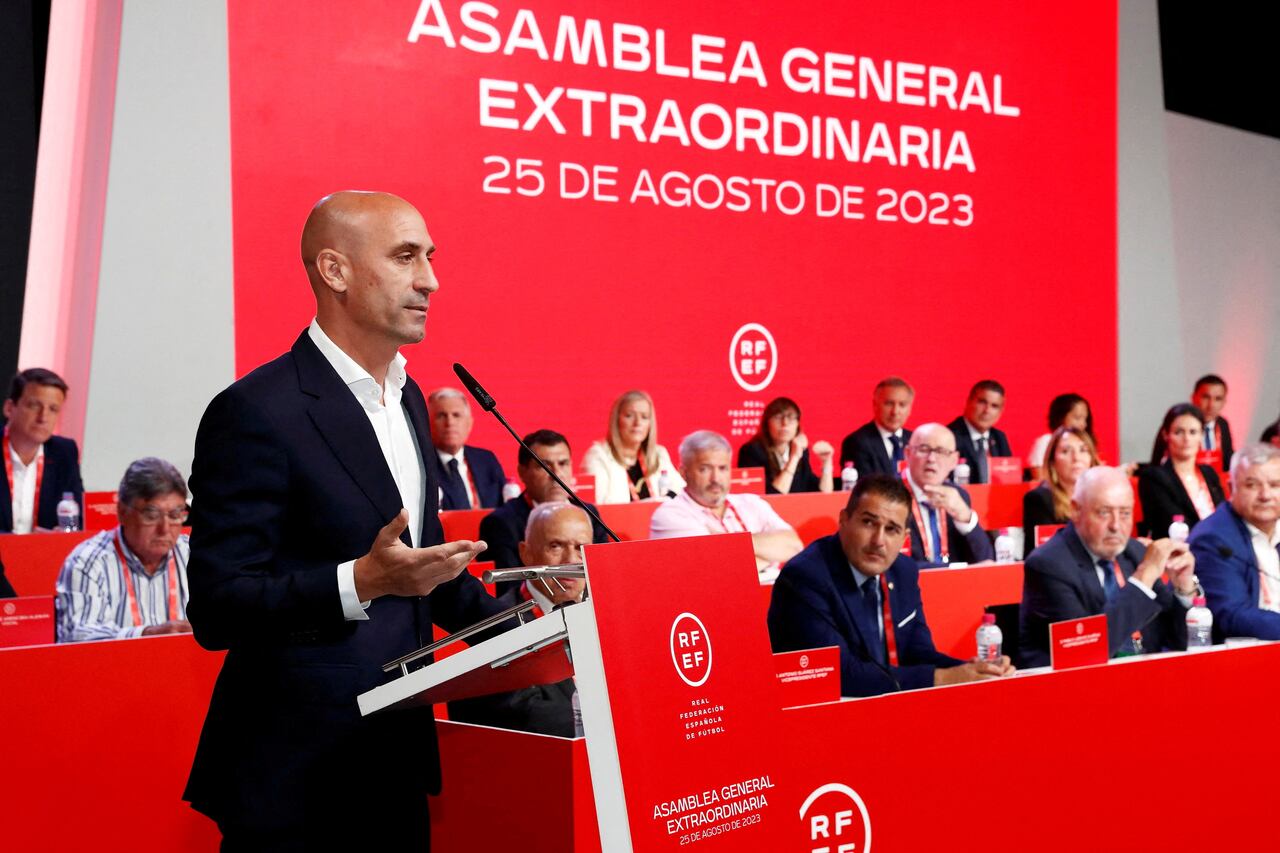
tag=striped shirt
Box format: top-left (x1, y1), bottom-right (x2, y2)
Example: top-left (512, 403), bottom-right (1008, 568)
top-left (55, 528), bottom-right (190, 643)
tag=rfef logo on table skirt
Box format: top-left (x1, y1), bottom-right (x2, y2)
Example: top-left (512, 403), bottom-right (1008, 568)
top-left (799, 783), bottom-right (871, 853)
top-left (729, 323), bottom-right (777, 393)
top-left (670, 612), bottom-right (713, 687)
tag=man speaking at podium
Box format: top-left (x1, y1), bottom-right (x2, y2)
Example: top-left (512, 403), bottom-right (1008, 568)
top-left (183, 192), bottom-right (508, 850)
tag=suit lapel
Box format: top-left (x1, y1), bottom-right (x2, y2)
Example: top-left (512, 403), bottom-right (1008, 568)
top-left (1063, 524), bottom-right (1106, 611)
top-left (824, 538), bottom-right (879, 660)
top-left (292, 333), bottom-right (406, 533)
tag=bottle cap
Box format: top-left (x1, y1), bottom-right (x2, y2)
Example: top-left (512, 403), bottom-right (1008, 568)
top-left (982, 613), bottom-right (996, 624)
top-left (1172, 514), bottom-right (1185, 523)
top-left (1193, 596), bottom-right (1207, 607)
top-left (62, 492), bottom-right (74, 500)
top-left (843, 462), bottom-right (853, 469)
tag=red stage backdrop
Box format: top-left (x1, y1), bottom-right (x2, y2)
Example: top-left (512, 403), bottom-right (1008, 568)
top-left (228, 1), bottom-right (1117, 468)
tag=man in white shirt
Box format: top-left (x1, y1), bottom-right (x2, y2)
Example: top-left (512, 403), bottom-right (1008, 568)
top-left (901, 423), bottom-right (994, 567)
top-left (183, 191), bottom-right (509, 849)
top-left (2, 368), bottom-right (84, 533)
top-left (427, 387), bottom-right (507, 509)
top-left (56, 457), bottom-right (192, 642)
top-left (650, 430), bottom-right (802, 578)
top-left (1190, 443), bottom-right (1280, 640)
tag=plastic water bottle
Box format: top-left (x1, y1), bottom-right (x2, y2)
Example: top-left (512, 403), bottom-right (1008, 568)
top-left (975, 613), bottom-right (1002, 663)
top-left (657, 469), bottom-right (673, 499)
top-left (840, 462), bottom-right (858, 492)
top-left (994, 529), bottom-right (1015, 563)
top-left (1186, 596), bottom-right (1213, 649)
top-left (501, 479), bottom-right (522, 503)
top-left (953, 462), bottom-right (971, 485)
top-left (56, 492), bottom-right (80, 532)
top-left (1168, 514), bottom-right (1190, 544)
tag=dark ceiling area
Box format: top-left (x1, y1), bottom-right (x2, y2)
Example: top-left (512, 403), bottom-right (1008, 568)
top-left (1159, 3), bottom-right (1279, 140)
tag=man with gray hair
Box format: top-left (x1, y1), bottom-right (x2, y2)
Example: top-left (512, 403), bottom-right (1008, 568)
top-left (427, 386), bottom-right (507, 509)
top-left (649, 430), bottom-right (802, 578)
top-left (1019, 466), bottom-right (1198, 667)
top-left (55, 457), bottom-right (191, 642)
top-left (1189, 443), bottom-right (1280, 640)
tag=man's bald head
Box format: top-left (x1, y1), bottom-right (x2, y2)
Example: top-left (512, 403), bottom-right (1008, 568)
top-left (301, 191), bottom-right (439, 368)
top-left (906, 422), bottom-right (958, 486)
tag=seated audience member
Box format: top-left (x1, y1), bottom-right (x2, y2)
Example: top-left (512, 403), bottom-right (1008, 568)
top-left (1191, 374), bottom-right (1233, 468)
top-left (427, 387), bottom-right (506, 509)
top-left (55, 458), bottom-right (191, 643)
top-left (947, 380), bottom-right (1012, 484)
top-left (1023, 426), bottom-right (1099, 552)
top-left (478, 429), bottom-right (610, 580)
top-left (0, 553), bottom-right (14, 597)
top-left (1262, 419), bottom-right (1280, 447)
top-left (737, 397), bottom-right (834, 494)
top-left (840, 377), bottom-right (913, 477)
top-left (449, 502), bottom-right (588, 737)
top-left (1019, 467), bottom-right (1198, 667)
top-left (900, 424), bottom-right (994, 567)
top-left (769, 474), bottom-right (1014, 697)
top-left (1189, 443), bottom-right (1280, 640)
top-left (1139, 403), bottom-right (1224, 538)
top-left (583, 389), bottom-right (683, 504)
top-left (650, 430), bottom-right (802, 575)
top-left (1026, 393), bottom-right (1094, 476)
top-left (2, 368), bottom-right (84, 533)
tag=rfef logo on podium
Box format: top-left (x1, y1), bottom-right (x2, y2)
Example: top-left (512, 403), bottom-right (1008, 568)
top-left (799, 782), bottom-right (872, 853)
top-left (729, 323), bottom-right (777, 392)
top-left (670, 612), bottom-right (713, 687)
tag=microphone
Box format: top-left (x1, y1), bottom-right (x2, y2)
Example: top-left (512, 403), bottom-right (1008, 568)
top-left (452, 363), bottom-right (621, 543)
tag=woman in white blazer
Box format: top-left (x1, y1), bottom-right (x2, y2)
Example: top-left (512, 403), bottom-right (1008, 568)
top-left (582, 390), bottom-right (684, 504)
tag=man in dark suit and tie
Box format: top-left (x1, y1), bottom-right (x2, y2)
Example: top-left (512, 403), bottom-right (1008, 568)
top-left (901, 423), bottom-right (994, 567)
top-left (1019, 466), bottom-right (1199, 667)
top-left (2, 368), bottom-right (84, 533)
top-left (428, 386), bottom-right (507, 509)
top-left (1191, 374), bottom-right (1234, 469)
top-left (769, 474), bottom-right (1013, 697)
top-left (839, 376), bottom-right (914, 477)
top-left (183, 191), bottom-right (511, 849)
top-left (947, 379), bottom-right (1012, 485)
top-left (1189, 443), bottom-right (1280, 641)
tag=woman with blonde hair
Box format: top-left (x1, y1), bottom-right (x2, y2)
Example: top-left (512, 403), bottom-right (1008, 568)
top-left (1022, 426), bottom-right (1100, 552)
top-left (582, 390), bottom-right (684, 504)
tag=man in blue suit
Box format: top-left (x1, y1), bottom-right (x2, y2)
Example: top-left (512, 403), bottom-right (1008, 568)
top-left (768, 473), bottom-right (1013, 697)
top-left (428, 386), bottom-right (507, 509)
top-left (183, 191), bottom-right (510, 849)
top-left (902, 423), bottom-right (994, 567)
top-left (1189, 443), bottom-right (1280, 640)
top-left (2, 368), bottom-right (84, 533)
top-left (947, 379), bottom-right (1013, 485)
top-left (1019, 467), bottom-right (1199, 667)
top-left (838, 377), bottom-right (914, 477)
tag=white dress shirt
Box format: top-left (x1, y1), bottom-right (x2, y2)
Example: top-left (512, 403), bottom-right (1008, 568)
top-left (1246, 521), bottom-right (1280, 612)
top-left (7, 442), bottom-right (42, 534)
top-left (876, 424), bottom-right (906, 464)
top-left (436, 449), bottom-right (476, 508)
top-left (308, 320), bottom-right (426, 621)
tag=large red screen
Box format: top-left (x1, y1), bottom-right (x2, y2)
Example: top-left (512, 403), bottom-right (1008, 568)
top-left (228, 0), bottom-right (1117, 468)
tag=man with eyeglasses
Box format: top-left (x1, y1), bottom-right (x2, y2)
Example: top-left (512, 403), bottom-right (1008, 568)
top-left (901, 423), bottom-right (994, 567)
top-left (55, 457), bottom-right (191, 642)
top-left (1019, 466), bottom-right (1198, 667)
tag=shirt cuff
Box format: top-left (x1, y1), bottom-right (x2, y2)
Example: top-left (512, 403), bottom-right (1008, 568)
top-left (1126, 577), bottom-right (1158, 600)
top-left (953, 509), bottom-right (979, 535)
top-left (337, 559), bottom-right (372, 621)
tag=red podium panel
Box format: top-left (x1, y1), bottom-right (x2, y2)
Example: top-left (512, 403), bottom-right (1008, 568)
top-left (0, 596), bottom-right (54, 647)
top-left (0, 530), bottom-right (95, 597)
top-left (596, 500), bottom-right (661, 541)
top-left (965, 482), bottom-right (1032, 530)
top-left (82, 490), bottom-right (119, 530)
top-left (988, 456), bottom-right (1024, 484)
top-left (916, 563), bottom-right (1025, 659)
top-left (729, 467), bottom-right (765, 495)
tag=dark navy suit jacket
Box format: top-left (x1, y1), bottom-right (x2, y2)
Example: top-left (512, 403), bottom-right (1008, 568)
top-left (435, 445), bottom-right (506, 510)
top-left (946, 417), bottom-right (1012, 485)
top-left (768, 534), bottom-right (960, 697)
top-left (839, 421), bottom-right (911, 478)
top-left (904, 482), bottom-right (993, 567)
top-left (183, 331), bottom-right (509, 831)
top-left (1190, 502), bottom-right (1280, 641)
top-left (1019, 524), bottom-right (1187, 667)
top-left (0, 434), bottom-right (84, 533)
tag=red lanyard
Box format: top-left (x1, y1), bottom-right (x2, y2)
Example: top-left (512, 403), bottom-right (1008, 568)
top-left (113, 530), bottom-right (180, 627)
top-left (879, 575), bottom-right (900, 666)
top-left (904, 493), bottom-right (949, 562)
top-left (626, 453), bottom-right (650, 502)
top-left (1110, 561), bottom-right (1126, 589)
top-left (713, 500), bottom-right (748, 533)
top-left (3, 431), bottom-right (44, 521)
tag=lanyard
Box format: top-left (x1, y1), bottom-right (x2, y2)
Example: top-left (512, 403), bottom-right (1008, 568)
top-left (904, 493), bottom-right (949, 562)
top-left (1109, 561), bottom-right (1126, 589)
top-left (3, 431), bottom-right (44, 519)
top-left (626, 452), bottom-right (650, 502)
top-left (879, 575), bottom-right (900, 667)
top-left (713, 500), bottom-right (748, 533)
top-left (113, 530), bottom-right (180, 627)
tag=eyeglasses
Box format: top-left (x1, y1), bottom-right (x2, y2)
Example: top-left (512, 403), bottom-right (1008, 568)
top-left (1088, 507), bottom-right (1133, 524)
top-left (769, 412), bottom-right (799, 423)
top-left (130, 505), bottom-right (189, 525)
top-left (910, 445), bottom-right (957, 459)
